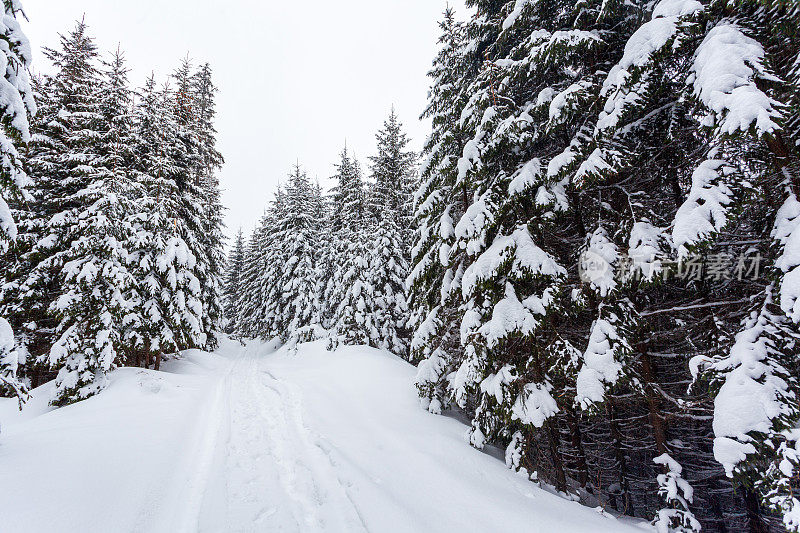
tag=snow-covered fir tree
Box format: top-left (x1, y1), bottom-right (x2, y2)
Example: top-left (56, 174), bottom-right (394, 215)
top-left (369, 108), bottom-right (417, 244)
top-left (169, 58), bottom-right (224, 350)
top-left (268, 164), bottom-right (322, 344)
top-left (0, 0), bottom-right (35, 403)
top-left (20, 21), bottom-right (140, 405)
top-left (223, 228), bottom-right (246, 334)
top-left (366, 203), bottom-right (410, 356)
top-left (187, 61), bottom-right (226, 349)
top-left (408, 6), bottom-right (471, 415)
top-left (408, 1), bottom-right (800, 528)
top-left (124, 75), bottom-right (203, 368)
top-left (365, 111), bottom-right (416, 357)
top-left (326, 147), bottom-right (370, 346)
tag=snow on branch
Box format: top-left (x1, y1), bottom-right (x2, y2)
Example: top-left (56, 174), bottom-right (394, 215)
top-left (689, 22), bottom-right (783, 138)
top-left (672, 159), bottom-right (737, 257)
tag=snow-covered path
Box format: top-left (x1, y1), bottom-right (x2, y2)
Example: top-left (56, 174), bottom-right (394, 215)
top-left (196, 344), bottom-right (367, 532)
top-left (0, 337), bottom-right (645, 533)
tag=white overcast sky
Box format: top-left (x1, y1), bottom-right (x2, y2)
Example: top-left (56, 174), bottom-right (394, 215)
top-left (22, 0), bottom-right (467, 243)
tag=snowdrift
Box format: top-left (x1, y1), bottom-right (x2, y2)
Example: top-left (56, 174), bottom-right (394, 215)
top-left (0, 336), bottom-right (645, 533)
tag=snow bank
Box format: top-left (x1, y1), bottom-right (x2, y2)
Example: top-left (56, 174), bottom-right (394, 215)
top-left (0, 346), bottom-right (230, 533)
top-left (1, 336), bottom-right (643, 533)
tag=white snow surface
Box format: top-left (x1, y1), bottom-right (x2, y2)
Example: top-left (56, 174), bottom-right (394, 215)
top-left (0, 336), bottom-right (645, 533)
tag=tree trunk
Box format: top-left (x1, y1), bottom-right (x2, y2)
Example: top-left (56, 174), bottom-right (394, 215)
top-left (743, 488), bottom-right (770, 533)
top-left (640, 350), bottom-right (668, 454)
top-left (547, 418), bottom-right (567, 493)
top-left (608, 397), bottom-right (634, 516)
top-left (155, 351), bottom-right (163, 371)
top-left (566, 409), bottom-right (589, 488)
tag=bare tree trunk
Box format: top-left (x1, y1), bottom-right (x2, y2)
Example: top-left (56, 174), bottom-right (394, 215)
top-left (640, 350), bottom-right (668, 454)
top-left (567, 409), bottom-right (589, 489)
top-left (547, 419), bottom-right (567, 493)
top-left (743, 488), bottom-right (770, 533)
top-left (608, 397), bottom-right (633, 516)
top-left (155, 351), bottom-right (163, 371)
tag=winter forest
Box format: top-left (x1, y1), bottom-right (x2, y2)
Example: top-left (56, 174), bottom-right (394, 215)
top-left (2, 0), bottom-right (800, 532)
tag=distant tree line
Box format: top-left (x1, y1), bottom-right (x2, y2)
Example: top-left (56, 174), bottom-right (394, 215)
top-left (224, 110), bottom-right (417, 357)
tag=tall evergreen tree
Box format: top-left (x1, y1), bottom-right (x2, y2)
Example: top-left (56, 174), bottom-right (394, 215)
top-left (325, 147), bottom-right (366, 333)
top-left (367, 203), bottom-right (410, 356)
top-left (124, 75), bottom-right (203, 367)
top-left (268, 164), bottom-right (321, 344)
top-left (20, 21), bottom-right (140, 405)
top-left (1, 71), bottom-right (55, 391)
top-left (409, 6), bottom-right (472, 414)
top-left (189, 61), bottom-right (226, 348)
top-left (369, 109), bottom-right (417, 240)
top-left (0, 0), bottom-right (36, 403)
top-left (170, 57), bottom-right (224, 350)
top-left (365, 112), bottom-right (416, 357)
top-left (223, 228), bottom-right (246, 334)
top-left (409, 1), bottom-right (800, 530)
top-left (235, 218), bottom-right (267, 339)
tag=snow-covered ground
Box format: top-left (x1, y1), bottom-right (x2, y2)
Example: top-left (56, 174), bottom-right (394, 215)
top-left (0, 336), bottom-right (646, 533)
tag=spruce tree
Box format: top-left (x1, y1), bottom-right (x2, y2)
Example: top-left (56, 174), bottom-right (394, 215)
top-left (234, 220), bottom-right (266, 339)
top-left (326, 147), bottom-right (373, 348)
top-left (0, 0), bottom-right (35, 402)
top-left (366, 112), bottom-right (415, 357)
top-left (190, 61), bottom-right (226, 349)
top-left (329, 226), bottom-right (375, 349)
top-left (124, 75), bottom-right (203, 366)
top-left (408, 6), bottom-right (472, 414)
top-left (170, 57), bottom-right (224, 350)
top-left (577, 0), bottom-right (800, 527)
top-left (268, 164), bottom-right (321, 344)
top-left (1, 73), bottom-right (55, 391)
top-left (369, 109), bottom-right (417, 243)
top-left (367, 203), bottom-right (410, 356)
top-left (24, 21), bottom-right (140, 405)
top-left (223, 228), bottom-right (246, 334)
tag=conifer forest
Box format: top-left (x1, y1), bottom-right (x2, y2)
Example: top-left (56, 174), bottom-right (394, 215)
top-left (2, 1), bottom-right (800, 532)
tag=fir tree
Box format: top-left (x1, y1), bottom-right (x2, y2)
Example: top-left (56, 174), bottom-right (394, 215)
top-left (0, 0), bottom-right (35, 402)
top-left (189, 61), bottom-right (226, 349)
top-left (369, 108), bottom-right (417, 241)
top-left (24, 21), bottom-right (140, 405)
top-left (223, 228), bottom-right (246, 334)
top-left (408, 6), bottom-right (472, 414)
top-left (325, 147), bottom-right (367, 337)
top-left (124, 75), bottom-right (203, 366)
top-left (234, 219), bottom-right (266, 339)
top-left (367, 203), bottom-right (410, 356)
top-left (269, 164), bottom-right (321, 344)
top-left (170, 57), bottom-right (224, 350)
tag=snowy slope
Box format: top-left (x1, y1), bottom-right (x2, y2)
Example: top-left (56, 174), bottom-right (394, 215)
top-left (0, 337), bottom-right (646, 533)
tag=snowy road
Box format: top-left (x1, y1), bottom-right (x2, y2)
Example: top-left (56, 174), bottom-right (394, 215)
top-left (0, 337), bottom-right (645, 533)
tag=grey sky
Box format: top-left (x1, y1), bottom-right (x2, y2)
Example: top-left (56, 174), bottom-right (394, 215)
top-left (22, 0), bottom-right (467, 243)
